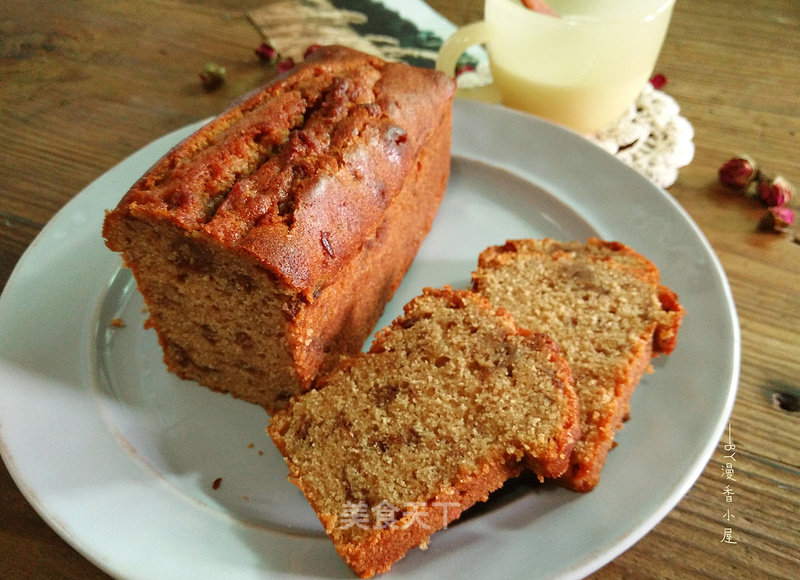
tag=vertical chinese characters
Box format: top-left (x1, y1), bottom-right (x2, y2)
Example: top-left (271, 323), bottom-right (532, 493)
top-left (720, 423), bottom-right (738, 545)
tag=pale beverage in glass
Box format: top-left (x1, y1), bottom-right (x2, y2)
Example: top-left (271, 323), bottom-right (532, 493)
top-left (437, 0), bottom-right (676, 134)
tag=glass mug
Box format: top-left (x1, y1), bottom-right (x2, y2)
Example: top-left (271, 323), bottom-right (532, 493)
top-left (436, 0), bottom-right (676, 134)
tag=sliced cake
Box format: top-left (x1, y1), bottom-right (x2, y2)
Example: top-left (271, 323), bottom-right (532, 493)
top-left (268, 287), bottom-right (579, 577)
top-left (472, 238), bottom-right (684, 491)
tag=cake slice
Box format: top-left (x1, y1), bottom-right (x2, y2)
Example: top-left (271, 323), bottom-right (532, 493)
top-left (268, 287), bottom-right (579, 577)
top-left (102, 46), bottom-right (455, 413)
top-left (472, 239), bottom-right (684, 492)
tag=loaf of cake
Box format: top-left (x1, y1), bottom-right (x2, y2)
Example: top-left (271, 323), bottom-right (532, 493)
top-left (102, 46), bottom-right (456, 413)
top-left (472, 239), bottom-right (684, 491)
top-left (268, 287), bottom-right (580, 577)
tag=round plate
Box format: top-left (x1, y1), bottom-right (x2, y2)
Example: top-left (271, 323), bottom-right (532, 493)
top-left (0, 99), bottom-right (739, 579)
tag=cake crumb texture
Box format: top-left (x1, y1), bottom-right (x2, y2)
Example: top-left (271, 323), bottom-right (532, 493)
top-left (268, 287), bottom-right (579, 577)
top-left (473, 238), bottom-right (685, 491)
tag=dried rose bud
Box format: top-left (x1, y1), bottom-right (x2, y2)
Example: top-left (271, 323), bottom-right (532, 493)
top-left (718, 154), bottom-right (759, 190)
top-left (759, 206), bottom-right (795, 232)
top-left (649, 73), bottom-right (668, 90)
top-left (277, 57), bottom-right (295, 74)
top-left (199, 62), bottom-right (226, 90)
top-left (304, 44), bottom-right (321, 59)
top-left (255, 42), bottom-right (278, 63)
top-left (757, 176), bottom-right (794, 207)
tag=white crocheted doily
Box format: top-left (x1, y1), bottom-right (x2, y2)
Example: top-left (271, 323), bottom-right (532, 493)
top-left (587, 83), bottom-right (695, 188)
top-left (458, 64), bottom-right (695, 188)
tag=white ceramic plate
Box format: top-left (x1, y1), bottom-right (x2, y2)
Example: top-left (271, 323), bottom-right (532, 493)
top-left (0, 99), bottom-right (739, 580)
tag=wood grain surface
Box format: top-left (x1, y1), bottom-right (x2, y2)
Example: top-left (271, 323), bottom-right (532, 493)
top-left (1, 1), bottom-right (798, 578)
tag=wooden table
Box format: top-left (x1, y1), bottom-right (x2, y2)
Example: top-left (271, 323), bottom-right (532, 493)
top-left (1, 1), bottom-right (798, 578)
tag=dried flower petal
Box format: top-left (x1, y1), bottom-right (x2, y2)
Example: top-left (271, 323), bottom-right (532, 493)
top-left (277, 57), bottom-right (295, 75)
top-left (718, 154), bottom-right (759, 190)
top-left (649, 73), bottom-right (668, 90)
top-left (304, 44), bottom-right (321, 59)
top-left (455, 63), bottom-right (476, 78)
top-left (199, 63), bottom-right (226, 90)
top-left (255, 42), bottom-right (278, 63)
top-left (522, 0), bottom-right (560, 16)
top-left (759, 206), bottom-right (795, 232)
top-left (757, 176), bottom-right (794, 207)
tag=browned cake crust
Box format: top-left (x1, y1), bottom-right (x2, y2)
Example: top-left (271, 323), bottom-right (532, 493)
top-left (268, 287), bottom-right (580, 577)
top-left (472, 238), bottom-right (685, 492)
top-left (102, 46), bottom-right (455, 412)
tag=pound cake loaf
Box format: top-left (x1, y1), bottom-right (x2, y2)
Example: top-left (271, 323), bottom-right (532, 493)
top-left (472, 239), bottom-right (684, 492)
top-left (268, 287), bottom-right (579, 577)
top-left (103, 46), bottom-right (455, 413)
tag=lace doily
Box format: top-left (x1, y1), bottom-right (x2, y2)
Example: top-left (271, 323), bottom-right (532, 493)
top-left (587, 83), bottom-right (695, 188)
